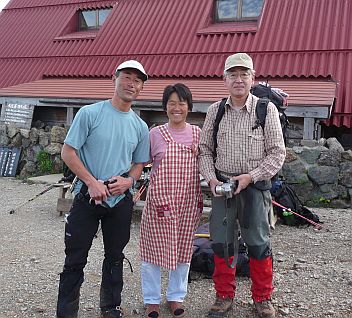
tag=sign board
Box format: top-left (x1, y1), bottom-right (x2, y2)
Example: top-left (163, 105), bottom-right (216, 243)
top-left (0, 102), bottom-right (34, 129)
top-left (0, 147), bottom-right (21, 177)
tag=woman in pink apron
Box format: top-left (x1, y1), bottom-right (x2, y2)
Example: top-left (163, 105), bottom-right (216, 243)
top-left (140, 83), bottom-right (203, 318)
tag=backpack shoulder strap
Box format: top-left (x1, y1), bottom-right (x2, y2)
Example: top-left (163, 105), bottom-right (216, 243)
top-left (212, 98), bottom-right (227, 159)
top-left (253, 98), bottom-right (270, 131)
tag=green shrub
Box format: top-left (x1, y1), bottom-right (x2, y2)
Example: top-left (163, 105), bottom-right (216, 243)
top-left (36, 150), bottom-right (54, 174)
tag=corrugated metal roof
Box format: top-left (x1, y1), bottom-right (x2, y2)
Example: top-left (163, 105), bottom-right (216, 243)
top-left (0, 78), bottom-right (337, 108)
top-left (0, 0), bottom-right (351, 127)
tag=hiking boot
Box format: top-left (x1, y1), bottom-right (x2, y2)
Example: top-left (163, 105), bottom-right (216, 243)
top-left (254, 300), bottom-right (275, 318)
top-left (208, 296), bottom-right (233, 317)
top-left (101, 306), bottom-right (124, 318)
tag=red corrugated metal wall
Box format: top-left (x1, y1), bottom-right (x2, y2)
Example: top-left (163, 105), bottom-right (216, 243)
top-left (0, 0), bottom-right (351, 127)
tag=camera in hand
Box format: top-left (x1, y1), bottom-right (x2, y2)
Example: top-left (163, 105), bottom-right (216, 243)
top-left (215, 180), bottom-right (238, 198)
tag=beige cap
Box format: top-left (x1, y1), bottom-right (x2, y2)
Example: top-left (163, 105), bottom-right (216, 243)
top-left (224, 53), bottom-right (253, 72)
top-left (115, 60), bottom-right (148, 82)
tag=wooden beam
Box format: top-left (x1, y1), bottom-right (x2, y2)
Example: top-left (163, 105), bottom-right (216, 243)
top-left (303, 117), bottom-right (315, 140)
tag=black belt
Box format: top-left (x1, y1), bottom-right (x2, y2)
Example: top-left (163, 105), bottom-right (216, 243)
top-left (76, 173), bottom-right (131, 209)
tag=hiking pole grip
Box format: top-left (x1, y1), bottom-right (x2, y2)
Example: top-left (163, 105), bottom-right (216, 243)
top-left (272, 200), bottom-right (322, 229)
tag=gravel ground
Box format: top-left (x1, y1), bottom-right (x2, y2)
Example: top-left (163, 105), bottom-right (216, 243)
top-left (1, 177), bottom-right (351, 318)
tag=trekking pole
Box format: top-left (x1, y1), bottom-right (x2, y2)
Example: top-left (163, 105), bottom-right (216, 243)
top-left (9, 183), bottom-right (56, 214)
top-left (272, 200), bottom-right (322, 230)
top-left (133, 178), bottom-right (149, 204)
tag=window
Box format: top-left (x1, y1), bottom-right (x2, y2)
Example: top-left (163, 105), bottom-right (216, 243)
top-left (78, 8), bottom-right (112, 31)
top-left (215, 0), bottom-right (264, 22)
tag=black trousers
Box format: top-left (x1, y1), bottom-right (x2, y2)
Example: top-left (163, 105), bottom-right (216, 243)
top-left (57, 195), bottom-right (133, 318)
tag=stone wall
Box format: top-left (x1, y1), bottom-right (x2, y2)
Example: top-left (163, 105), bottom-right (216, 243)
top-left (1, 124), bottom-right (351, 208)
top-left (0, 123), bottom-right (67, 178)
top-left (282, 138), bottom-right (352, 208)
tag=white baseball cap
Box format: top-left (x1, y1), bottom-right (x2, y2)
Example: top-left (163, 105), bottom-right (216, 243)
top-left (224, 53), bottom-right (253, 72)
top-left (115, 60), bottom-right (148, 82)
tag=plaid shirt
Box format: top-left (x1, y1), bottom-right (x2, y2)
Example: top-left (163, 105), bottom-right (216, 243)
top-left (199, 93), bottom-right (286, 184)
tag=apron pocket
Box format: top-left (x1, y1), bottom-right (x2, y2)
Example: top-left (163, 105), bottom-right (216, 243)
top-left (151, 201), bottom-right (174, 223)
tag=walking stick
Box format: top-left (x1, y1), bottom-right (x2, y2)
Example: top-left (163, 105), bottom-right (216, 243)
top-left (9, 183), bottom-right (57, 214)
top-left (272, 200), bottom-right (322, 230)
top-left (133, 178), bottom-right (150, 204)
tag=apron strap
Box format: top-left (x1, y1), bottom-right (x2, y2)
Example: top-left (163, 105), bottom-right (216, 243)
top-left (191, 125), bottom-right (200, 145)
top-left (158, 124), bottom-right (174, 143)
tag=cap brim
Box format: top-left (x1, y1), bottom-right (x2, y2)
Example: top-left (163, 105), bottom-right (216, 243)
top-left (116, 67), bottom-right (148, 81)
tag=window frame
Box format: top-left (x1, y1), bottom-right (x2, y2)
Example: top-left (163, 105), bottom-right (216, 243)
top-left (214, 0), bottom-right (264, 23)
top-left (78, 8), bottom-right (112, 31)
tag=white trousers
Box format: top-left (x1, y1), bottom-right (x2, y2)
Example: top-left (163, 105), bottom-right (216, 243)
top-left (141, 261), bottom-right (190, 304)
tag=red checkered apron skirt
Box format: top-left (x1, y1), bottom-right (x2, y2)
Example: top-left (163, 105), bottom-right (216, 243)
top-left (140, 124), bottom-right (203, 270)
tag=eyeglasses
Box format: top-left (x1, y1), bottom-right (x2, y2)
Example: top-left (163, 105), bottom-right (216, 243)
top-left (226, 72), bottom-right (251, 80)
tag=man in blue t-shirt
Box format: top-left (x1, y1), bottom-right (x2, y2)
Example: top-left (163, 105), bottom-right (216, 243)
top-left (57, 60), bottom-right (150, 318)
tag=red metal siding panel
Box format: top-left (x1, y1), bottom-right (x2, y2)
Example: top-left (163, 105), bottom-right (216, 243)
top-left (0, 0), bottom-right (352, 126)
top-left (0, 78), bottom-right (337, 108)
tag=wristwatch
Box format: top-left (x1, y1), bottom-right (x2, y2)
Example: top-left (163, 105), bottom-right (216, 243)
top-left (128, 176), bottom-right (136, 189)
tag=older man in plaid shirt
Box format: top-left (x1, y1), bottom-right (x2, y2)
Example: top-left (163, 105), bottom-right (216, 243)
top-left (199, 53), bottom-right (285, 318)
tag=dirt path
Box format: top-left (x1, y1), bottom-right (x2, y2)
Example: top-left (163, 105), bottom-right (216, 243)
top-left (0, 177), bottom-right (351, 317)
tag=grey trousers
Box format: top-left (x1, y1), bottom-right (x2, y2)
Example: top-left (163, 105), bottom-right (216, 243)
top-left (209, 185), bottom-right (272, 260)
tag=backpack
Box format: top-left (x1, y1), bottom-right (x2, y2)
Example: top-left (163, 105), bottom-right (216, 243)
top-left (60, 163), bottom-right (76, 183)
top-left (212, 82), bottom-right (289, 160)
top-left (270, 179), bottom-right (322, 226)
top-left (189, 223), bottom-right (250, 280)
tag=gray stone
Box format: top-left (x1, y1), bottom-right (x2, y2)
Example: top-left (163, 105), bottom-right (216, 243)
top-left (330, 199), bottom-right (351, 209)
top-left (19, 161), bottom-right (37, 178)
top-left (19, 129), bottom-right (30, 139)
top-left (300, 146), bottom-right (326, 164)
top-left (300, 140), bottom-right (319, 147)
top-left (44, 143), bottom-right (62, 155)
top-left (307, 166), bottom-right (339, 185)
top-left (38, 131), bottom-right (50, 147)
top-left (337, 185), bottom-right (348, 199)
top-left (287, 129), bottom-right (303, 139)
top-left (318, 184), bottom-right (339, 200)
top-left (289, 182), bottom-right (314, 204)
top-left (26, 145), bottom-right (42, 162)
top-left (282, 159), bottom-right (309, 184)
top-left (29, 128), bottom-right (39, 143)
top-left (286, 139), bottom-right (300, 148)
top-left (22, 138), bottom-right (31, 149)
top-left (52, 156), bottom-right (63, 174)
top-left (292, 146), bottom-right (304, 154)
top-left (0, 135), bottom-right (10, 146)
top-left (326, 137), bottom-right (344, 152)
top-left (317, 149), bottom-right (341, 166)
top-left (318, 138), bottom-right (326, 147)
top-left (341, 150), bottom-right (352, 161)
top-left (349, 189), bottom-right (352, 205)
top-left (339, 161), bottom-right (352, 187)
top-left (0, 124), bottom-right (7, 136)
top-left (23, 161), bottom-right (36, 173)
top-left (7, 124), bottom-right (19, 138)
top-left (278, 308), bottom-right (290, 316)
top-left (50, 126), bottom-right (67, 144)
top-left (9, 133), bottom-right (22, 147)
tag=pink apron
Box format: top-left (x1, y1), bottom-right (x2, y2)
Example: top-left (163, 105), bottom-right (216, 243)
top-left (140, 124), bottom-right (203, 270)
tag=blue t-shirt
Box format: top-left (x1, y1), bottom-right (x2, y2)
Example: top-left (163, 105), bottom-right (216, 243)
top-left (65, 100), bottom-right (150, 207)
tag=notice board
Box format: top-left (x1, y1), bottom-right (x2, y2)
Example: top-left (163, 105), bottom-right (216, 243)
top-left (0, 102), bottom-right (34, 129)
top-left (0, 147), bottom-right (21, 177)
